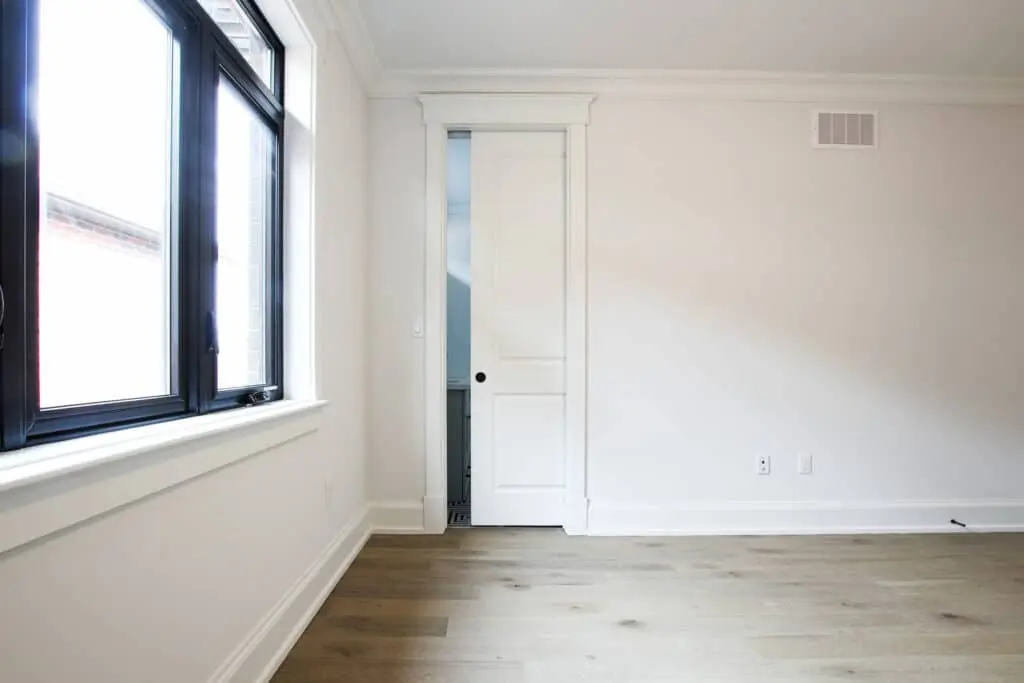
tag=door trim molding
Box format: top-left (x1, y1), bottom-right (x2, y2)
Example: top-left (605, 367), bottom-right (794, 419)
top-left (420, 94), bottom-right (594, 126)
top-left (420, 94), bottom-right (594, 534)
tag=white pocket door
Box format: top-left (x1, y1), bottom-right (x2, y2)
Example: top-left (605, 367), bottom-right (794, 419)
top-left (470, 131), bottom-right (567, 526)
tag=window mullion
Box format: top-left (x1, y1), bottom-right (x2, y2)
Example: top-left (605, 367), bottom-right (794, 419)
top-left (0, 0), bottom-right (39, 450)
top-left (191, 30), bottom-right (221, 414)
top-left (268, 128), bottom-right (284, 399)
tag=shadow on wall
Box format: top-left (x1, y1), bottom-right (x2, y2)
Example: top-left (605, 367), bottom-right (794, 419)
top-left (585, 102), bottom-right (1024, 500)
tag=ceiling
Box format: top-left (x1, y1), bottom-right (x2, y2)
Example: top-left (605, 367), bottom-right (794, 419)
top-left (356, 0), bottom-right (1024, 77)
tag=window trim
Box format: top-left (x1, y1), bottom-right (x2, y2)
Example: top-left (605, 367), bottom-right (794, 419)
top-left (0, 0), bottom-right (286, 451)
top-left (0, 399), bottom-right (326, 556)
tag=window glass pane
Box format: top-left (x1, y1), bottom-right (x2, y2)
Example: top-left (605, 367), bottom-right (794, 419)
top-left (38, 0), bottom-right (174, 408)
top-left (198, 0), bottom-right (274, 90)
top-left (216, 79), bottom-right (272, 390)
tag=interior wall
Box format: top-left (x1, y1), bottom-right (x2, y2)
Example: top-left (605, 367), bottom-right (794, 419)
top-left (0, 2), bottom-right (369, 680)
top-left (367, 95), bottom-right (1024, 532)
top-left (368, 98), bottom-right (427, 506)
top-left (585, 100), bottom-right (1024, 524)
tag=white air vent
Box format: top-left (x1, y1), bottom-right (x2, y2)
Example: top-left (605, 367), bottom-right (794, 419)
top-left (814, 111), bottom-right (877, 148)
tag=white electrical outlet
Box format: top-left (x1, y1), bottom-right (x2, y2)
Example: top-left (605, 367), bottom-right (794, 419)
top-left (757, 456), bottom-right (771, 475)
top-left (799, 453), bottom-right (813, 475)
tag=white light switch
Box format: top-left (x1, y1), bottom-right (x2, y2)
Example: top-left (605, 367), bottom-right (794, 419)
top-left (412, 316), bottom-right (424, 338)
top-left (799, 453), bottom-right (813, 475)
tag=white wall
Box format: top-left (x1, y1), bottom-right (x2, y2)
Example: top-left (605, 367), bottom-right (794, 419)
top-left (368, 99), bottom-right (426, 509)
top-left (368, 96), bottom-right (1024, 533)
top-left (0, 1), bottom-right (369, 680)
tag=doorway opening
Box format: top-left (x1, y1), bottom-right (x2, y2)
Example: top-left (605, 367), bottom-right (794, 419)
top-left (422, 96), bottom-right (591, 534)
top-left (446, 131), bottom-right (472, 527)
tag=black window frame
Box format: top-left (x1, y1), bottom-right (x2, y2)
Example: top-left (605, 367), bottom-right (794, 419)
top-left (0, 0), bottom-right (285, 451)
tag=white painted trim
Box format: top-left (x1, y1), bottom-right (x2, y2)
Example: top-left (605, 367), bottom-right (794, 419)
top-left (308, 0), bottom-right (381, 88)
top-left (372, 500), bottom-right (428, 533)
top-left (420, 94), bottom-right (594, 126)
top-left (378, 69), bottom-right (1024, 104)
top-left (563, 123), bottom-right (588, 536)
top-left (421, 95), bottom-right (594, 532)
top-left (252, 0), bottom-right (315, 67)
top-left (211, 505), bottom-right (372, 683)
top-left (422, 494), bottom-right (446, 534)
top-left (0, 401), bottom-right (326, 555)
top-left (563, 497), bottom-right (590, 537)
top-left (0, 401), bottom-right (326, 493)
top-left (423, 121), bottom-right (449, 535)
top-left (586, 500), bottom-right (1024, 536)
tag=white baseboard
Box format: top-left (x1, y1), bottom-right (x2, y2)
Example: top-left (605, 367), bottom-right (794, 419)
top-left (423, 495), bottom-right (446, 534)
top-left (563, 496), bottom-right (589, 536)
top-left (372, 500), bottom-right (426, 534)
top-left (209, 505), bottom-right (372, 683)
top-left (587, 500), bottom-right (1024, 536)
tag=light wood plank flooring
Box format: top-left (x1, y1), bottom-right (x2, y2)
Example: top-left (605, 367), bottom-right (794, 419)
top-left (272, 529), bottom-right (1024, 682)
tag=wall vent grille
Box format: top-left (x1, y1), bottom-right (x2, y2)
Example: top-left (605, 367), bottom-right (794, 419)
top-left (814, 111), bottom-right (877, 148)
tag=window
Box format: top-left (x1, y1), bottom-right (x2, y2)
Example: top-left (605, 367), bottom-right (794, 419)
top-left (215, 78), bottom-right (275, 390)
top-left (198, 0), bottom-right (275, 90)
top-left (0, 0), bottom-right (285, 450)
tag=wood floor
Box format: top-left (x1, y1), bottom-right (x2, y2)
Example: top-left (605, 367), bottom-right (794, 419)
top-left (272, 529), bottom-right (1024, 682)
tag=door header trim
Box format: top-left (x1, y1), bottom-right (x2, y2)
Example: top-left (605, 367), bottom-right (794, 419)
top-left (419, 94), bottom-right (595, 126)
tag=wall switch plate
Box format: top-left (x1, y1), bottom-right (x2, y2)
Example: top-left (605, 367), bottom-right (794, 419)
top-left (757, 456), bottom-right (771, 475)
top-left (412, 316), bottom-right (424, 338)
top-left (799, 453), bottom-right (813, 475)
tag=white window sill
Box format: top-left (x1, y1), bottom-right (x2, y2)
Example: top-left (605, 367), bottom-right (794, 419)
top-left (0, 399), bottom-right (327, 554)
top-left (0, 399), bottom-right (327, 493)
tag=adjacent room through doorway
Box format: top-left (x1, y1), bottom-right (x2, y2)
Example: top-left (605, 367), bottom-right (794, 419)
top-left (442, 125), bottom-right (573, 530)
top-left (446, 131), bottom-right (472, 527)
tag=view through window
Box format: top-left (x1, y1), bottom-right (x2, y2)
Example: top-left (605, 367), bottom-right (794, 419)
top-left (38, 0), bottom-right (174, 408)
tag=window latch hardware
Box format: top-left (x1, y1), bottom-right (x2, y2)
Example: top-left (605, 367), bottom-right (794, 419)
top-left (0, 282), bottom-right (5, 351)
top-left (205, 310), bottom-right (218, 353)
top-left (245, 385), bottom-right (279, 406)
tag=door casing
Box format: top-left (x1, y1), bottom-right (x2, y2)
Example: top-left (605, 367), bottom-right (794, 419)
top-left (420, 94), bottom-right (593, 534)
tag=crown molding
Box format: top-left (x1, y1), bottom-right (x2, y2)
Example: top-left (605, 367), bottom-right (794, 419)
top-left (373, 68), bottom-right (1024, 104)
top-left (310, 0), bottom-right (381, 88)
